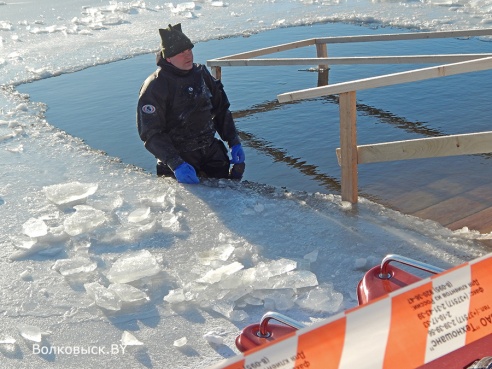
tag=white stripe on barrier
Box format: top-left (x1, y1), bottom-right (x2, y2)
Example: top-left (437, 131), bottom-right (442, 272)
top-left (425, 265), bottom-right (471, 362)
top-left (339, 297), bottom-right (392, 369)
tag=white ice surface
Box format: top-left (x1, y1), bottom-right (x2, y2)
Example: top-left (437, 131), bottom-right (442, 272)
top-left (1, 0), bottom-right (492, 368)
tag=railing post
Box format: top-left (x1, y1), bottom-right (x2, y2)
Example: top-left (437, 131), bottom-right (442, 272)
top-left (211, 66), bottom-right (222, 80)
top-left (316, 42), bottom-right (329, 86)
top-left (339, 91), bottom-right (358, 203)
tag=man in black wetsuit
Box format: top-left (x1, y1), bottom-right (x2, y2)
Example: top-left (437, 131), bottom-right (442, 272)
top-left (136, 23), bottom-right (245, 184)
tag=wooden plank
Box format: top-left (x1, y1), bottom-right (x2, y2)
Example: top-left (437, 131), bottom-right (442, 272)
top-left (277, 56), bottom-right (492, 102)
top-left (354, 131), bottom-right (492, 164)
top-left (412, 196), bottom-right (487, 226)
top-left (316, 43), bottom-right (328, 70)
top-left (339, 91), bottom-right (358, 203)
top-left (446, 186), bottom-right (492, 232)
top-left (210, 29), bottom-right (492, 65)
top-left (210, 66), bottom-right (221, 80)
top-left (448, 207), bottom-right (492, 233)
top-left (207, 39), bottom-right (316, 61)
top-left (314, 28), bottom-right (492, 45)
top-left (208, 54), bottom-right (492, 67)
top-left (383, 177), bottom-right (476, 214)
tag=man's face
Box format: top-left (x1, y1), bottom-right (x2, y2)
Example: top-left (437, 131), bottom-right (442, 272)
top-left (167, 48), bottom-right (194, 70)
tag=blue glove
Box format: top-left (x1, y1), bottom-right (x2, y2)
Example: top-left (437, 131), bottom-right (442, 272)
top-left (230, 144), bottom-right (245, 164)
top-left (173, 162), bottom-right (199, 184)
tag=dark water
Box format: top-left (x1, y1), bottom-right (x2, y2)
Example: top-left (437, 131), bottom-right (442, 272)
top-left (17, 22), bottom-right (492, 205)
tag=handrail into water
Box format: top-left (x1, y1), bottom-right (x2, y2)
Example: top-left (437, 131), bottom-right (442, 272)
top-left (206, 28), bottom-right (492, 203)
top-left (277, 56), bottom-right (492, 203)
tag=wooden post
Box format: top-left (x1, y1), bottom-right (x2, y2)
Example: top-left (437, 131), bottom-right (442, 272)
top-left (211, 66), bottom-right (222, 80)
top-left (339, 91), bottom-right (358, 203)
top-left (316, 42), bottom-right (329, 86)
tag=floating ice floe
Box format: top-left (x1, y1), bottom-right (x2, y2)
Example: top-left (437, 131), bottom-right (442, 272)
top-left (303, 249), bottom-right (318, 262)
top-left (106, 249), bottom-right (161, 283)
top-left (43, 181), bottom-right (98, 205)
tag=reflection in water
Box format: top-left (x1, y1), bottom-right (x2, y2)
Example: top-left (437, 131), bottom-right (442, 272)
top-left (238, 130), bottom-right (342, 193)
top-left (231, 90), bottom-right (452, 198)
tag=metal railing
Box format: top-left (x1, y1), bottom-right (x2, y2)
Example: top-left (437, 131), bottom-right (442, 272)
top-left (207, 28), bottom-right (492, 203)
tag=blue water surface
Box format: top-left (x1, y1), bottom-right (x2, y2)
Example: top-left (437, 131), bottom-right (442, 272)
top-left (17, 22), bottom-right (492, 204)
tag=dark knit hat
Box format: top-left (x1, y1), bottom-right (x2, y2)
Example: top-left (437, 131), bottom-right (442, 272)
top-left (159, 24), bottom-right (194, 58)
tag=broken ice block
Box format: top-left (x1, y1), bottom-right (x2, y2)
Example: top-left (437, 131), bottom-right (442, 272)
top-left (17, 324), bottom-right (42, 342)
top-left (52, 257), bottom-right (97, 276)
top-left (121, 331), bottom-right (143, 346)
top-left (84, 282), bottom-right (122, 311)
top-left (128, 207), bottom-right (150, 223)
top-left (106, 250), bottom-right (161, 283)
top-left (160, 212), bottom-right (178, 229)
top-left (63, 205), bottom-right (106, 236)
top-left (22, 218), bottom-right (48, 238)
top-left (108, 283), bottom-right (149, 303)
top-left (203, 332), bottom-right (224, 345)
top-left (173, 337), bottom-right (187, 347)
top-left (211, 300), bottom-right (234, 318)
top-left (303, 250), bottom-right (319, 263)
top-left (196, 244), bottom-right (235, 265)
top-left (43, 181), bottom-right (98, 205)
top-left (255, 258), bottom-right (297, 279)
top-left (196, 262), bottom-right (244, 284)
top-left (0, 336), bottom-right (16, 345)
top-left (268, 270), bottom-right (318, 289)
top-left (229, 310), bottom-right (249, 322)
top-left (163, 288), bottom-right (186, 304)
top-left (295, 284), bottom-right (343, 313)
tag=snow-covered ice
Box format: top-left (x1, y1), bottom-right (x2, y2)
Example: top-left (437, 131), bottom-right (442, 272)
top-left (1, 0), bottom-right (492, 368)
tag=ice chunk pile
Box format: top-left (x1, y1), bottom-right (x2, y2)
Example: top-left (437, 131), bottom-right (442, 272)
top-left (11, 180), bottom-right (343, 323)
top-left (78, 250), bottom-right (157, 311)
top-left (11, 181), bottom-right (180, 258)
top-left (163, 244), bottom-right (342, 319)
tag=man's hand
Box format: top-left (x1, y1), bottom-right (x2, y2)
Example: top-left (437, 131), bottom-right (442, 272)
top-left (230, 144), bottom-right (245, 164)
top-left (173, 162), bottom-right (199, 184)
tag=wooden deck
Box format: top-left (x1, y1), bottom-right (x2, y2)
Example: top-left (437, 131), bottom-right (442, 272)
top-left (366, 174), bottom-right (492, 247)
